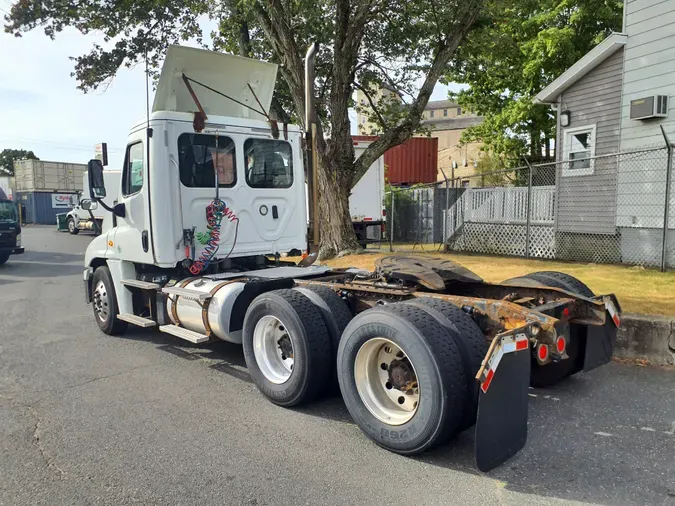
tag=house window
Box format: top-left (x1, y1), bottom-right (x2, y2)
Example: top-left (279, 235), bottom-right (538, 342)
top-left (443, 109), bottom-right (448, 117)
top-left (430, 110), bottom-right (435, 118)
top-left (562, 124), bottom-right (596, 177)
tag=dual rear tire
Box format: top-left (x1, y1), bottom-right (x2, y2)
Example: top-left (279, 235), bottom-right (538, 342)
top-left (242, 288), bottom-right (487, 455)
top-left (502, 271), bottom-right (594, 388)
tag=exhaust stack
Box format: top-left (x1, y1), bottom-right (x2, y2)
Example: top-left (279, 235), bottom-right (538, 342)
top-left (304, 43), bottom-right (320, 255)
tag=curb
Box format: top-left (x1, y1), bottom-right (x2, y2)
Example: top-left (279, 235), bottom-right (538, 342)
top-left (615, 313), bottom-right (675, 366)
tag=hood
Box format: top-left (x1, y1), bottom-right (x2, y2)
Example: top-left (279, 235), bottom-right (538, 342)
top-left (153, 45), bottom-right (278, 122)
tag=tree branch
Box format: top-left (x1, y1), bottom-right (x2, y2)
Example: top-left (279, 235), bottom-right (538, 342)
top-left (351, 1), bottom-right (483, 186)
top-left (353, 81), bottom-right (389, 131)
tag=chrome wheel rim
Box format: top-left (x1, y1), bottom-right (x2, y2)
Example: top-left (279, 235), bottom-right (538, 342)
top-left (93, 280), bottom-right (110, 322)
top-left (354, 338), bottom-right (420, 425)
top-left (68, 220), bottom-right (75, 232)
top-left (253, 316), bottom-right (294, 384)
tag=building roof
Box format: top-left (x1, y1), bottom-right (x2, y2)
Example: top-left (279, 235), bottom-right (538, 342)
top-left (534, 32), bottom-right (627, 104)
top-left (420, 116), bottom-right (484, 131)
top-left (425, 99), bottom-right (460, 110)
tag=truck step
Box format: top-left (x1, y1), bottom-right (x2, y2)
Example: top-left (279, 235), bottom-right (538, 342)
top-left (117, 313), bottom-right (157, 327)
top-left (159, 324), bottom-right (210, 344)
top-left (121, 279), bottom-right (161, 290)
top-left (162, 286), bottom-right (212, 302)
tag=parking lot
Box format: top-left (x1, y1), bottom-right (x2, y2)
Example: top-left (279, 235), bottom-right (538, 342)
top-left (1, 226), bottom-right (674, 505)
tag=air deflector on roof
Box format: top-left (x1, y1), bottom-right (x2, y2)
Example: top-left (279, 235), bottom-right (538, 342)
top-left (153, 45), bottom-right (278, 121)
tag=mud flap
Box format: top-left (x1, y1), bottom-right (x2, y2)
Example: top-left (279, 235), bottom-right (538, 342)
top-left (583, 295), bottom-right (620, 372)
top-left (475, 347), bottom-right (530, 472)
top-left (583, 313), bottom-right (617, 371)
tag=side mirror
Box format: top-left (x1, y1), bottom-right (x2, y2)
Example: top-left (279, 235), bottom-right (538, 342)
top-left (80, 199), bottom-right (98, 211)
top-left (88, 159), bottom-right (106, 199)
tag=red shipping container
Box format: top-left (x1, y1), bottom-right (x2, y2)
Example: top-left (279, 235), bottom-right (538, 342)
top-left (351, 136), bottom-right (438, 186)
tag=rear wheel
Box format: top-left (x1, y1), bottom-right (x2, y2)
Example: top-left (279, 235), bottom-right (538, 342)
top-left (293, 285), bottom-right (353, 390)
top-left (338, 303), bottom-right (467, 455)
top-left (91, 266), bottom-right (127, 335)
top-left (404, 298), bottom-right (488, 430)
top-left (242, 289), bottom-right (332, 407)
top-left (67, 217), bottom-right (79, 235)
top-left (502, 271), bottom-right (594, 387)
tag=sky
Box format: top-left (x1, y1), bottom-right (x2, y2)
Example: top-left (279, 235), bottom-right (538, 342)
top-left (0, 3), bottom-right (455, 169)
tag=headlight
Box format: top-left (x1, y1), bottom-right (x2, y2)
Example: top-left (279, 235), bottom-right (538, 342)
top-left (15, 233), bottom-right (21, 247)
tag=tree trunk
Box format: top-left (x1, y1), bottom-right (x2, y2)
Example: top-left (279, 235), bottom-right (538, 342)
top-left (317, 157), bottom-right (360, 259)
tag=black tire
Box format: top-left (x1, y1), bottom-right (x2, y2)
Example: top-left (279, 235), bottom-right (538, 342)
top-left (242, 289), bottom-right (332, 407)
top-left (293, 285), bottom-right (353, 391)
top-left (337, 303), bottom-right (467, 455)
top-left (67, 217), bottom-right (79, 235)
top-left (0, 253), bottom-right (9, 265)
top-left (91, 266), bottom-right (127, 335)
top-left (502, 271), bottom-right (594, 388)
top-left (292, 285), bottom-right (352, 351)
top-left (404, 298), bottom-right (488, 430)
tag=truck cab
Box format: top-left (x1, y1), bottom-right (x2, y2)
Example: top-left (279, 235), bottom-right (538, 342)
top-left (84, 45), bottom-right (307, 323)
top-left (66, 170), bottom-right (121, 235)
top-left (0, 198), bottom-right (24, 265)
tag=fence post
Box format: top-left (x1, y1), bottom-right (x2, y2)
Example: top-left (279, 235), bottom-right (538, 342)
top-left (660, 126), bottom-right (673, 272)
top-left (524, 162), bottom-right (533, 259)
top-left (389, 191), bottom-right (395, 252)
top-left (439, 167), bottom-right (450, 251)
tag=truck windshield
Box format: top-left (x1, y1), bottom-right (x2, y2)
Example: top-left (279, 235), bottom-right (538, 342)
top-left (0, 200), bottom-right (17, 223)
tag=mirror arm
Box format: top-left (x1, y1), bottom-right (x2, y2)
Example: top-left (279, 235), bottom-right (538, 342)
top-left (92, 198), bottom-right (125, 218)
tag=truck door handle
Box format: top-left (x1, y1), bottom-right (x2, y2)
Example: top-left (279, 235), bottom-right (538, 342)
top-left (272, 205), bottom-right (279, 219)
top-left (142, 230), bottom-right (149, 252)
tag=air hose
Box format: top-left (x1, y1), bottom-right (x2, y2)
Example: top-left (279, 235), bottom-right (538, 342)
top-left (188, 199), bottom-right (239, 275)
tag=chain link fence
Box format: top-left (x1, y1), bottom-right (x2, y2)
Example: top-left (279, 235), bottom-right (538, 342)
top-left (385, 144), bottom-right (675, 270)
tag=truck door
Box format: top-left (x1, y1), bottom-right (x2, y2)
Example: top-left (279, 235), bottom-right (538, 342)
top-left (111, 137), bottom-right (154, 264)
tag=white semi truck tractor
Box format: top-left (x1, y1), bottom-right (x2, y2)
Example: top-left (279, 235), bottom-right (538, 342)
top-left (67, 170), bottom-right (121, 234)
top-left (83, 45), bottom-right (622, 471)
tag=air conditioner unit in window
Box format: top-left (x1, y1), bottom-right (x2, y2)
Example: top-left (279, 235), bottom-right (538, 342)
top-left (630, 95), bottom-right (669, 120)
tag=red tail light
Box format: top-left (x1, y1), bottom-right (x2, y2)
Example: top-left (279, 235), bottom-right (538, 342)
top-left (537, 344), bottom-right (549, 362)
top-left (556, 336), bottom-right (566, 354)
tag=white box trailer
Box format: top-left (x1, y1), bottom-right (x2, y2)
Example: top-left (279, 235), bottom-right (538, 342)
top-left (81, 44), bottom-right (622, 473)
top-left (350, 139), bottom-right (385, 246)
top-left (65, 170), bottom-right (121, 234)
top-left (14, 159), bottom-right (86, 192)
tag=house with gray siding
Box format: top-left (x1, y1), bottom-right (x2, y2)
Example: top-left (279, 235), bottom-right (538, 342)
top-left (534, 0), bottom-right (675, 265)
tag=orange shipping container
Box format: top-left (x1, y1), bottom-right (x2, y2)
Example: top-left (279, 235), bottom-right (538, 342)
top-left (351, 136), bottom-right (438, 186)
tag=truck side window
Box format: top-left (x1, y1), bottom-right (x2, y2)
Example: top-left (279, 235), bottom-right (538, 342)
top-left (178, 133), bottom-right (236, 188)
top-left (122, 142), bottom-right (144, 196)
top-left (244, 139), bottom-right (293, 189)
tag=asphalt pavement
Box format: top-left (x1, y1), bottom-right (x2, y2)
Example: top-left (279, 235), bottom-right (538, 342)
top-left (1, 226), bottom-right (674, 506)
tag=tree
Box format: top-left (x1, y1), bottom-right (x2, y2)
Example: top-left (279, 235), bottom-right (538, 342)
top-left (0, 149), bottom-right (39, 176)
top-left (5, 0), bottom-right (483, 258)
top-left (446, 0), bottom-right (623, 164)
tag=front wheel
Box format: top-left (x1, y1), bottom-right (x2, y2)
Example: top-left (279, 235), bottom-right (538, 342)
top-left (0, 253), bottom-right (9, 265)
top-left (67, 217), bottom-right (79, 235)
top-left (91, 266), bottom-right (127, 335)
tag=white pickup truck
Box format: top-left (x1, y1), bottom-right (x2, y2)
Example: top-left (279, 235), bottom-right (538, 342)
top-left (67, 170), bottom-right (121, 234)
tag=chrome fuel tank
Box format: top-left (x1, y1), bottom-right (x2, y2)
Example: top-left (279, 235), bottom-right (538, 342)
top-left (166, 277), bottom-right (246, 343)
